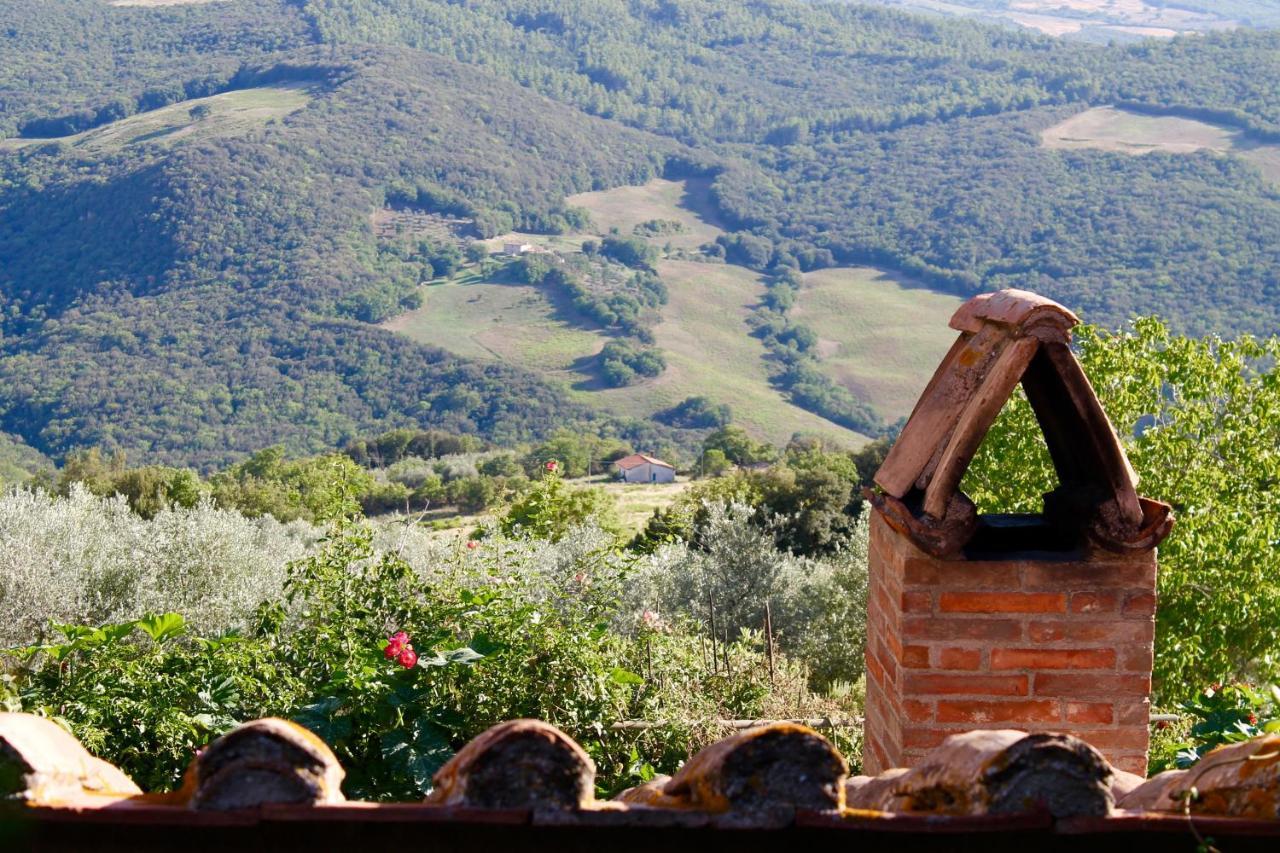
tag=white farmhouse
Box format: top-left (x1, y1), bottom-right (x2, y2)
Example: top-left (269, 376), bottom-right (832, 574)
top-left (614, 453), bottom-right (676, 484)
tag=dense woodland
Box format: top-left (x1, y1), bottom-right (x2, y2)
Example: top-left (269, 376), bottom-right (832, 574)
top-left (2, 0), bottom-right (1280, 466)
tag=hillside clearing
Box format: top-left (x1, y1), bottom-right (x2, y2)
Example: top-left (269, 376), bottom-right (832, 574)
top-left (583, 258), bottom-right (872, 448)
top-left (1042, 107), bottom-right (1280, 185)
top-left (110, 0), bottom-right (226, 5)
top-left (870, 0), bottom-right (1241, 38)
top-left (0, 85), bottom-right (314, 153)
top-left (384, 177), bottom-right (971, 448)
top-left (382, 276), bottom-right (606, 379)
top-left (398, 477), bottom-right (693, 542)
top-left (791, 268), bottom-right (961, 422)
top-left (566, 177), bottom-right (726, 251)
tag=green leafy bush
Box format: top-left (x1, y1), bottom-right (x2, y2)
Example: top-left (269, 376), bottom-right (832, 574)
top-left (964, 320), bottom-right (1280, 701)
top-left (0, 486), bottom-right (310, 645)
top-left (499, 463), bottom-right (622, 541)
top-left (1170, 683), bottom-right (1280, 768)
top-left (3, 494), bottom-right (856, 796)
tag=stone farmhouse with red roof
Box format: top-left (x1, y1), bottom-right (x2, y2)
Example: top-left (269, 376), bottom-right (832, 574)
top-left (614, 453), bottom-right (676, 484)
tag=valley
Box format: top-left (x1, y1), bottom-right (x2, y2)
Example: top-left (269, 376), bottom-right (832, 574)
top-left (3, 0), bottom-right (1280, 466)
top-left (384, 177), bottom-right (965, 447)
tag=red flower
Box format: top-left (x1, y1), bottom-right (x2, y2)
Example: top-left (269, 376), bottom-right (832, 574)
top-left (1155, 720), bottom-right (1171, 731)
top-left (385, 631), bottom-right (410, 659)
top-left (544, 460), bottom-right (558, 471)
top-left (466, 540), bottom-right (479, 550)
top-left (398, 646), bottom-right (418, 668)
top-left (1249, 713), bottom-right (1259, 725)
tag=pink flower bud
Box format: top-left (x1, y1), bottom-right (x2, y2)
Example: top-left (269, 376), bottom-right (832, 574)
top-left (466, 540), bottom-right (479, 550)
top-left (545, 460), bottom-right (558, 471)
top-left (398, 647), bottom-right (418, 669)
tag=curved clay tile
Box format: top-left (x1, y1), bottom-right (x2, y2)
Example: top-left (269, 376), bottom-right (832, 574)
top-left (427, 719), bottom-right (595, 811)
top-left (657, 723), bottom-right (848, 814)
top-left (1119, 735), bottom-right (1280, 819)
top-left (949, 288), bottom-right (1079, 340)
top-left (186, 718), bottom-right (345, 810)
top-left (866, 729), bottom-right (1114, 818)
top-left (0, 712), bottom-right (140, 804)
top-left (872, 288), bottom-right (1171, 557)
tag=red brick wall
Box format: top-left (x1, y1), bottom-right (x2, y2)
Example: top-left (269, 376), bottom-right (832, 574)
top-left (863, 509), bottom-right (1156, 776)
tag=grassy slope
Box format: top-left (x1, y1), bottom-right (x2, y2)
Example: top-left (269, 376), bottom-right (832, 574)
top-left (588, 258), bottom-right (870, 447)
top-left (565, 177), bottom-right (726, 252)
top-left (386, 177), bottom-right (968, 448)
top-left (1042, 106), bottom-right (1280, 184)
top-left (868, 0), bottom-right (1249, 38)
top-left (382, 271), bottom-right (606, 381)
top-left (0, 433), bottom-right (52, 485)
top-left (790, 268), bottom-right (962, 422)
top-left (0, 85), bottom-right (314, 153)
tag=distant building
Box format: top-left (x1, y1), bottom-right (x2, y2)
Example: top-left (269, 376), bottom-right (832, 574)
top-left (503, 242), bottom-right (535, 256)
top-left (614, 454), bottom-right (677, 484)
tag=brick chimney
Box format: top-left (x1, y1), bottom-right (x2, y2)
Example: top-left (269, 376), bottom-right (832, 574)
top-left (862, 290), bottom-right (1173, 777)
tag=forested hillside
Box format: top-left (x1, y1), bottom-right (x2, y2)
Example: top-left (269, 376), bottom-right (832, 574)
top-left (2, 0), bottom-right (1280, 466)
top-left (0, 47), bottom-right (680, 466)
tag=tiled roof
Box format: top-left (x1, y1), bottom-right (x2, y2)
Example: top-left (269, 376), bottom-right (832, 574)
top-left (871, 288), bottom-right (1173, 558)
top-left (614, 454), bottom-right (674, 470)
top-left (4, 713), bottom-right (1279, 850)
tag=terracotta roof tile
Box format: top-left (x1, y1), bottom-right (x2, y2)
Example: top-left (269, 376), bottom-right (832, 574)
top-left (871, 289), bottom-right (1172, 557)
top-left (614, 454), bottom-right (674, 470)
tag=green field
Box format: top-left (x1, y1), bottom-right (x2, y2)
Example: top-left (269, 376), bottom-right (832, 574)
top-left (409, 476), bottom-right (693, 542)
top-left (385, 178), bottom-right (971, 448)
top-left (583, 258), bottom-right (872, 447)
top-left (791, 268), bottom-right (962, 422)
top-left (383, 274), bottom-right (606, 381)
top-left (0, 85), bottom-right (314, 153)
top-left (871, 0), bottom-right (1250, 39)
top-left (566, 177), bottom-right (725, 252)
top-left (1042, 107), bottom-right (1280, 185)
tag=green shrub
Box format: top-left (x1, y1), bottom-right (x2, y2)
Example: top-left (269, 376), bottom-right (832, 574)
top-left (1169, 683), bottom-right (1280, 768)
top-left (0, 486), bottom-right (310, 645)
top-left (3, 506), bottom-right (854, 797)
top-left (499, 463), bottom-right (621, 541)
top-left (964, 320), bottom-right (1280, 701)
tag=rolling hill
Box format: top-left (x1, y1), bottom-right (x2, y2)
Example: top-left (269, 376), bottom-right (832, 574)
top-left (3, 0), bottom-right (1280, 468)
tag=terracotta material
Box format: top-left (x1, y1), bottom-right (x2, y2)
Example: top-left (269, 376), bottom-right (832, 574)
top-left (864, 289), bottom-right (1167, 776)
top-left (863, 510), bottom-right (1157, 776)
top-left (872, 288), bottom-right (1170, 557)
top-left (844, 767), bottom-right (909, 810)
top-left (428, 720), bottom-right (595, 811)
top-left (615, 775), bottom-right (683, 808)
top-left (1118, 736), bottom-right (1280, 818)
top-left (0, 712), bottom-right (141, 804)
top-left (185, 718), bottom-right (345, 811)
top-left (860, 730), bottom-right (1113, 818)
top-left (1110, 769), bottom-right (1146, 801)
top-left (948, 289), bottom-right (1079, 339)
top-left (653, 723), bottom-right (848, 814)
